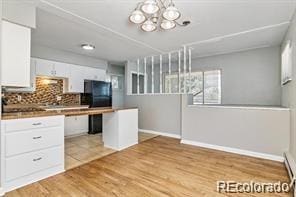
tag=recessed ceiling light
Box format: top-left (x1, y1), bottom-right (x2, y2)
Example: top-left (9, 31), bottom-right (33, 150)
top-left (81, 44), bottom-right (95, 50)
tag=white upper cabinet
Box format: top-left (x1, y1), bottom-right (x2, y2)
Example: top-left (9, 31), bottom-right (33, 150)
top-left (1, 20), bottom-right (31, 87)
top-left (35, 58), bottom-right (69, 78)
top-left (85, 67), bottom-right (106, 81)
top-left (35, 58), bottom-right (54, 77)
top-left (6, 59), bottom-right (36, 92)
top-left (33, 57), bottom-right (106, 93)
top-left (54, 62), bottom-right (69, 78)
top-left (65, 64), bottom-right (85, 93)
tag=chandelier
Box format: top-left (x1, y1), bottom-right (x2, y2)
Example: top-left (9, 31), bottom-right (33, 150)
top-left (129, 0), bottom-right (190, 32)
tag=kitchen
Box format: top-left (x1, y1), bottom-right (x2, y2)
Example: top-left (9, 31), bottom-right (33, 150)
top-left (0, 7), bottom-right (140, 192)
top-left (1, 57), bottom-right (140, 192)
top-left (1, 0), bottom-right (296, 196)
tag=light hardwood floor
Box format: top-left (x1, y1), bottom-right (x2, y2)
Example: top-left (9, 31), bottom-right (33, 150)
top-left (7, 136), bottom-right (291, 197)
top-left (65, 132), bottom-right (158, 170)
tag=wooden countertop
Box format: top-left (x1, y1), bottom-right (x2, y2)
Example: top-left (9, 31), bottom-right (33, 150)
top-left (1, 107), bottom-right (138, 120)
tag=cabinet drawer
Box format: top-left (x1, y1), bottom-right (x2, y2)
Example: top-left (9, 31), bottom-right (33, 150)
top-left (4, 116), bottom-right (64, 132)
top-left (5, 146), bottom-right (63, 181)
top-left (6, 126), bottom-right (64, 157)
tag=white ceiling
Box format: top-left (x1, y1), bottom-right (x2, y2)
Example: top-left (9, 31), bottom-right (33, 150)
top-left (32, 0), bottom-right (296, 62)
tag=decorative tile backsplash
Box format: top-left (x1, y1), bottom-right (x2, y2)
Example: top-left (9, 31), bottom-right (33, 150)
top-left (4, 77), bottom-right (80, 105)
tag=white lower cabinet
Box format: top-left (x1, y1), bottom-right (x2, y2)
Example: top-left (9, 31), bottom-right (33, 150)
top-left (103, 109), bottom-right (138, 151)
top-left (1, 116), bottom-right (65, 192)
top-left (5, 127), bottom-right (64, 157)
top-left (6, 146), bottom-right (63, 182)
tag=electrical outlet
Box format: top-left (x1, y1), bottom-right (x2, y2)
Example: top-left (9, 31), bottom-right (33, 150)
top-left (56, 95), bottom-right (62, 101)
top-left (17, 95), bottom-right (22, 102)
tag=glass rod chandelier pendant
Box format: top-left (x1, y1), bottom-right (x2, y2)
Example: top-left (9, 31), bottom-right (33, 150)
top-left (129, 0), bottom-right (187, 32)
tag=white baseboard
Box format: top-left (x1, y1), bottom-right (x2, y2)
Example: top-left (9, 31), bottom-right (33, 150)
top-left (139, 129), bottom-right (181, 139)
top-left (65, 132), bottom-right (102, 139)
top-left (181, 139), bottom-right (284, 162)
top-left (3, 165), bottom-right (65, 193)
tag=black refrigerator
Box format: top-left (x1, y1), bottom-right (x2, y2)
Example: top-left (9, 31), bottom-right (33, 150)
top-left (81, 80), bottom-right (112, 134)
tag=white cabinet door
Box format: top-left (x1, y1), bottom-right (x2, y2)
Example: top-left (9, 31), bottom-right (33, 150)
top-left (84, 67), bottom-right (95, 80)
top-left (2, 115), bottom-right (65, 188)
top-left (5, 146), bottom-right (63, 182)
top-left (6, 126), bottom-right (64, 157)
top-left (28, 59), bottom-right (37, 91)
top-left (1, 20), bottom-right (31, 87)
top-left (35, 58), bottom-right (55, 77)
top-left (65, 115), bottom-right (88, 136)
top-left (67, 64), bottom-right (85, 93)
top-left (85, 67), bottom-right (106, 81)
top-left (6, 58), bottom-right (36, 92)
top-left (95, 68), bottom-right (106, 81)
top-left (54, 62), bottom-right (69, 78)
top-left (36, 58), bottom-right (69, 78)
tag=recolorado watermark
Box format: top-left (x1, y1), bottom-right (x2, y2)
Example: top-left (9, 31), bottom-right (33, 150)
top-left (217, 180), bottom-right (293, 193)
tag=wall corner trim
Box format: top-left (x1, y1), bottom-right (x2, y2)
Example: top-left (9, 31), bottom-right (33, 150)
top-left (0, 187), bottom-right (5, 197)
top-left (284, 152), bottom-right (296, 179)
top-left (139, 129), bottom-right (181, 139)
top-left (181, 139), bottom-right (284, 162)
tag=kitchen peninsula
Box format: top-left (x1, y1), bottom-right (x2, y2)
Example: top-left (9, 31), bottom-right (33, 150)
top-left (1, 107), bottom-right (138, 192)
top-left (1, 106), bottom-right (135, 120)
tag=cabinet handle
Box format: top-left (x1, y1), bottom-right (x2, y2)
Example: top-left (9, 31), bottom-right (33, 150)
top-left (33, 136), bottom-right (42, 139)
top-left (33, 157), bottom-right (42, 162)
top-left (32, 123), bottom-right (42, 126)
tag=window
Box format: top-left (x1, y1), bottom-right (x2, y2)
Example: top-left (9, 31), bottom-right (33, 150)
top-left (106, 74), bottom-right (124, 90)
top-left (132, 73), bottom-right (144, 94)
top-left (203, 70), bottom-right (221, 104)
top-left (164, 70), bottom-right (221, 104)
top-left (281, 41), bottom-right (292, 85)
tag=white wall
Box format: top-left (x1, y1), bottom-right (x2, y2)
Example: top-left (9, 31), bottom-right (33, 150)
top-left (125, 94), bottom-right (181, 136)
top-left (181, 95), bottom-right (289, 160)
top-left (31, 44), bottom-right (108, 69)
top-left (3, 1), bottom-right (36, 28)
top-left (281, 11), bottom-right (296, 162)
top-left (0, 0), bottom-right (3, 193)
top-left (125, 46), bottom-right (282, 136)
top-left (192, 46), bottom-right (282, 105)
